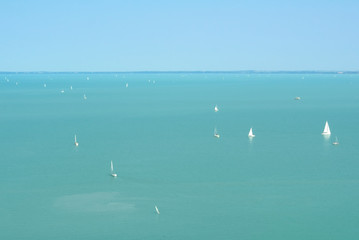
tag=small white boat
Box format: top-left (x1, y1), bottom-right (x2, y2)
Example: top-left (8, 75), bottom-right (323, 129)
top-left (294, 96), bottom-right (301, 100)
top-left (126, 83), bottom-right (128, 88)
top-left (74, 134), bottom-right (79, 147)
top-left (332, 137), bottom-right (339, 145)
top-left (214, 105), bottom-right (219, 112)
top-left (44, 83), bottom-right (47, 88)
top-left (248, 128), bottom-right (255, 137)
top-left (322, 121), bottom-right (331, 135)
top-left (110, 160), bottom-right (117, 177)
top-left (83, 94), bottom-right (87, 100)
top-left (214, 128), bottom-right (220, 138)
top-left (70, 86), bottom-right (73, 90)
top-left (155, 205), bottom-right (160, 214)
top-left (60, 90), bottom-right (65, 93)
top-left (86, 76), bottom-right (90, 80)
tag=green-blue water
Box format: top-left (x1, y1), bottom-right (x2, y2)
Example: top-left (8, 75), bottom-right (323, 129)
top-left (1, 73), bottom-right (359, 239)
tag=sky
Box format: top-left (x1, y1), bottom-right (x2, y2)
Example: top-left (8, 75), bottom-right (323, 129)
top-left (0, 0), bottom-right (358, 71)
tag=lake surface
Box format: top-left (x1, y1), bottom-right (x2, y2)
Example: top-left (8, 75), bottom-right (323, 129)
top-left (1, 72), bottom-right (359, 239)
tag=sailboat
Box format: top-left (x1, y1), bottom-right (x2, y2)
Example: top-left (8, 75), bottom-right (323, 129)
top-left (214, 105), bottom-right (219, 112)
top-left (332, 136), bottom-right (339, 145)
top-left (248, 128), bottom-right (255, 137)
top-left (83, 94), bottom-right (87, 100)
top-left (155, 205), bottom-right (160, 214)
top-left (214, 128), bottom-right (220, 138)
top-left (74, 134), bottom-right (79, 146)
top-left (110, 160), bottom-right (117, 177)
top-left (322, 121), bottom-right (331, 135)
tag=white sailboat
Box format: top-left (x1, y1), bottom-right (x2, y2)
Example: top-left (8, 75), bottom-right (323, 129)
top-left (322, 121), bottom-right (331, 135)
top-left (332, 136), bottom-right (339, 145)
top-left (110, 160), bottom-right (117, 177)
top-left (214, 128), bottom-right (220, 138)
top-left (83, 94), bottom-right (87, 100)
top-left (74, 134), bottom-right (79, 147)
top-left (126, 83), bottom-right (128, 88)
top-left (214, 105), bottom-right (219, 112)
top-left (155, 205), bottom-right (160, 214)
top-left (248, 128), bottom-right (255, 137)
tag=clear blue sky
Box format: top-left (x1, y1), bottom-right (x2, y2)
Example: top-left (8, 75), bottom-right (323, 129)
top-left (0, 0), bottom-right (358, 71)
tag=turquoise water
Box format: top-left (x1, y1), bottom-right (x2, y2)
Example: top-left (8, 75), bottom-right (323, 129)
top-left (1, 73), bottom-right (359, 239)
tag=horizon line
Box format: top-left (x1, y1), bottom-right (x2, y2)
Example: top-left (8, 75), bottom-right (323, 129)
top-left (0, 70), bottom-right (358, 74)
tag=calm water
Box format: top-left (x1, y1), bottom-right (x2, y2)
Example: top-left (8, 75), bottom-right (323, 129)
top-left (1, 73), bottom-right (359, 239)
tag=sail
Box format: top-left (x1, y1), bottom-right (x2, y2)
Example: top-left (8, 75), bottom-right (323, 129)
top-left (155, 206), bottom-right (160, 214)
top-left (111, 161), bottom-right (114, 172)
top-left (322, 121), bottom-right (331, 135)
top-left (214, 105), bottom-right (218, 112)
top-left (248, 128), bottom-right (253, 136)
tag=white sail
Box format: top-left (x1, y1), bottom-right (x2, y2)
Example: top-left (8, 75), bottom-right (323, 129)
top-left (322, 121), bottom-right (331, 135)
top-left (214, 127), bottom-right (220, 138)
top-left (74, 134), bottom-right (79, 146)
top-left (155, 205), bottom-right (160, 214)
top-left (248, 128), bottom-right (255, 137)
top-left (214, 105), bottom-right (219, 112)
top-left (110, 160), bottom-right (117, 177)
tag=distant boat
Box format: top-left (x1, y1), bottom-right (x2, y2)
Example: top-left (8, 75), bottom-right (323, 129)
top-left (83, 94), bottom-right (87, 100)
top-left (155, 205), bottom-right (160, 214)
top-left (74, 134), bottom-right (79, 147)
top-left (110, 160), bottom-right (117, 177)
top-left (70, 86), bottom-right (73, 90)
top-left (126, 83), bottom-right (128, 88)
top-left (44, 83), bottom-right (46, 88)
top-left (294, 96), bottom-right (301, 100)
top-left (86, 76), bottom-right (90, 80)
top-left (60, 90), bottom-right (65, 93)
top-left (248, 128), bottom-right (255, 137)
top-left (214, 105), bottom-right (219, 112)
top-left (322, 121), bottom-right (331, 135)
top-left (332, 136), bottom-right (339, 145)
top-left (214, 128), bottom-right (220, 138)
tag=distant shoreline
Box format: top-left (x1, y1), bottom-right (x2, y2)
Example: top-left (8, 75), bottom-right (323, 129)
top-left (0, 71), bottom-right (358, 74)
